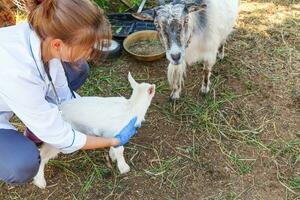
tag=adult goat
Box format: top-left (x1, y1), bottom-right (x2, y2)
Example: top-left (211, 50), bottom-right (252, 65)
top-left (154, 0), bottom-right (239, 99)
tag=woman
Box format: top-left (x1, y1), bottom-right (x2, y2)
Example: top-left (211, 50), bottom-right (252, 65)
top-left (0, 0), bottom-right (137, 185)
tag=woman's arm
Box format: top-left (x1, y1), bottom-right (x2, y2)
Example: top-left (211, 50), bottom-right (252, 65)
top-left (81, 135), bottom-right (120, 150)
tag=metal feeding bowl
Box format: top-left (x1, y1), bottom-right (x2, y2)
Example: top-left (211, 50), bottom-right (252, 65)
top-left (123, 30), bottom-right (166, 62)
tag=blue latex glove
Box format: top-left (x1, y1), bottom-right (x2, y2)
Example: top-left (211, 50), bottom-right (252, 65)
top-left (114, 117), bottom-right (138, 147)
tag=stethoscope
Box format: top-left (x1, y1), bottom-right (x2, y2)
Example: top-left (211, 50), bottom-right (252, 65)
top-left (28, 33), bottom-right (76, 110)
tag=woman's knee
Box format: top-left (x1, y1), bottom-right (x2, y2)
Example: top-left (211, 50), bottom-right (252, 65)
top-left (6, 155), bottom-right (40, 185)
top-left (0, 129), bottom-right (40, 185)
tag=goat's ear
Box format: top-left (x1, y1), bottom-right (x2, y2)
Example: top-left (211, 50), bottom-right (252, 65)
top-left (188, 3), bottom-right (207, 13)
top-left (154, 5), bottom-right (163, 19)
top-left (128, 72), bottom-right (138, 89)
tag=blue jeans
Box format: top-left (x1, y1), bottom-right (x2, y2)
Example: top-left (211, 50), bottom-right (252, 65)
top-left (0, 61), bottom-right (89, 185)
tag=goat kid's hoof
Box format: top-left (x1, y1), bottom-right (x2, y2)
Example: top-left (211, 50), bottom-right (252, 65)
top-left (200, 85), bottom-right (210, 94)
top-left (33, 177), bottom-right (47, 189)
top-left (118, 163), bottom-right (130, 174)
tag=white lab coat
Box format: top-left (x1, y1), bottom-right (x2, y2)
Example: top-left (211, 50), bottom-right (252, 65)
top-left (0, 22), bottom-right (87, 153)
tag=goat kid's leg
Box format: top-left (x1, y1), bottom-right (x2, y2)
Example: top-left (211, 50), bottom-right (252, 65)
top-left (168, 62), bottom-right (186, 100)
top-left (109, 146), bottom-right (130, 174)
top-left (33, 144), bottom-right (60, 189)
top-left (109, 147), bottom-right (117, 162)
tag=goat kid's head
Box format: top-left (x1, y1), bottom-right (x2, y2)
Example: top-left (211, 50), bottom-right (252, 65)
top-left (128, 72), bottom-right (155, 106)
top-left (154, 0), bottom-right (206, 65)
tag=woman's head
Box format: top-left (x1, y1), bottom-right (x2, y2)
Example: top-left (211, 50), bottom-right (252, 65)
top-left (26, 0), bottom-right (111, 63)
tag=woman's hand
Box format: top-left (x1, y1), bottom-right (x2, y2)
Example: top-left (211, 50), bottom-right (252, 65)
top-left (114, 117), bottom-right (138, 147)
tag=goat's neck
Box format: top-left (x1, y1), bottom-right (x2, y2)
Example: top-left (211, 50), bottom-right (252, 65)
top-left (127, 96), bottom-right (149, 122)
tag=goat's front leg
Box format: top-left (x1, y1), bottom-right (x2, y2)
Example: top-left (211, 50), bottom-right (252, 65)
top-left (109, 146), bottom-right (130, 174)
top-left (201, 58), bottom-right (216, 94)
top-left (217, 43), bottom-right (225, 60)
top-left (33, 144), bottom-right (60, 189)
top-left (168, 62), bottom-right (186, 100)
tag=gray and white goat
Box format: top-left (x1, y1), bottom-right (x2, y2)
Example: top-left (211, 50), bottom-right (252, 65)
top-left (154, 0), bottom-right (239, 99)
top-left (33, 73), bottom-right (155, 189)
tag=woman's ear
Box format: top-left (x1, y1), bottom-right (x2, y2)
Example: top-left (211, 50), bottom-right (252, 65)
top-left (50, 39), bottom-right (63, 52)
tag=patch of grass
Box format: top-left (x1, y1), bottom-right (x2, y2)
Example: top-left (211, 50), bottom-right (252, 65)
top-left (145, 156), bottom-right (179, 176)
top-left (268, 140), bottom-right (300, 164)
top-left (50, 160), bottom-right (81, 182)
top-left (155, 80), bottom-right (169, 94)
top-left (127, 0), bottom-right (143, 7)
top-left (78, 66), bottom-right (130, 96)
top-left (244, 80), bottom-right (260, 92)
top-left (77, 170), bottom-right (97, 199)
top-left (289, 177), bottom-right (300, 190)
top-left (229, 153), bottom-right (255, 175)
top-left (93, 0), bottom-right (109, 9)
top-left (185, 145), bottom-right (201, 158)
top-left (93, 0), bottom-right (143, 12)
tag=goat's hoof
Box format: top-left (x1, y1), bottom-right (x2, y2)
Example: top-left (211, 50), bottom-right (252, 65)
top-left (33, 177), bottom-right (47, 189)
top-left (168, 96), bottom-right (178, 102)
top-left (200, 85), bottom-right (210, 94)
top-left (118, 163), bottom-right (130, 174)
top-left (169, 92), bottom-right (180, 101)
top-left (217, 53), bottom-right (224, 60)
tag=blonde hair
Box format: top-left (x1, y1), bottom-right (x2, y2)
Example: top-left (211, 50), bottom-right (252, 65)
top-left (25, 0), bottom-right (111, 61)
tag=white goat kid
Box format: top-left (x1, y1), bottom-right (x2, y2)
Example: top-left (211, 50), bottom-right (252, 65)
top-left (33, 72), bottom-right (156, 189)
top-left (154, 0), bottom-right (239, 99)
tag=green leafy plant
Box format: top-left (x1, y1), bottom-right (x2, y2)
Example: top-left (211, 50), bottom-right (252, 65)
top-left (93, 0), bottom-right (109, 9)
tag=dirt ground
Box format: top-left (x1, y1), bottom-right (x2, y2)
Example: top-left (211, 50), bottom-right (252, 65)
top-left (0, 0), bottom-right (299, 199)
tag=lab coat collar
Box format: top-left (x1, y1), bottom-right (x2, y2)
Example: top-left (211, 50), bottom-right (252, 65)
top-left (29, 27), bottom-right (46, 81)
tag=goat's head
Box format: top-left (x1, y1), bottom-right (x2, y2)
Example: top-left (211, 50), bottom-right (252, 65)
top-left (128, 72), bottom-right (155, 107)
top-left (154, 0), bottom-right (206, 65)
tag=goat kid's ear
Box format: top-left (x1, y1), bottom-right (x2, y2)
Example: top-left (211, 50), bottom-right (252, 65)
top-left (128, 72), bottom-right (138, 89)
top-left (188, 3), bottom-right (207, 13)
top-left (147, 84), bottom-right (156, 95)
